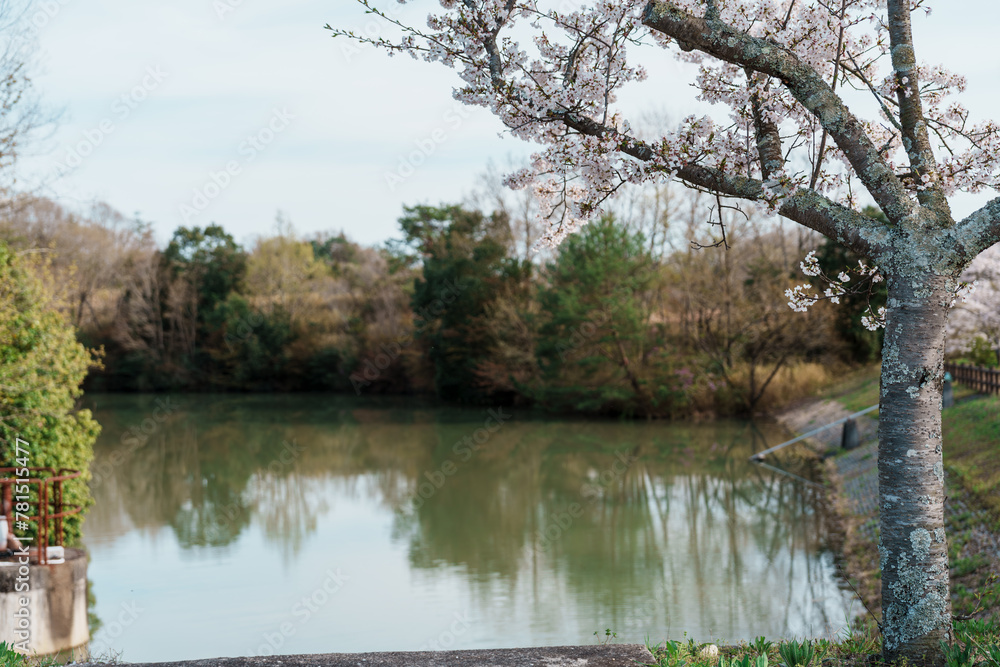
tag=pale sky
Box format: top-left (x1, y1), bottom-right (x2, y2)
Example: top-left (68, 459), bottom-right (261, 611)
top-left (19, 0), bottom-right (1000, 249)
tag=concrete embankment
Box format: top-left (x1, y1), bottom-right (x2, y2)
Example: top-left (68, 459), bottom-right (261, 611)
top-left (776, 391), bottom-right (1000, 619)
top-left (75, 644), bottom-right (656, 667)
top-left (775, 398), bottom-right (882, 613)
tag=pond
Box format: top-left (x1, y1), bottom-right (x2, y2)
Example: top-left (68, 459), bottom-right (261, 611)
top-left (81, 394), bottom-right (854, 662)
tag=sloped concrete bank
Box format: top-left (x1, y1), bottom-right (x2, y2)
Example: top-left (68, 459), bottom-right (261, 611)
top-left (774, 399), bottom-right (883, 615)
top-left (76, 644), bottom-right (656, 667)
top-left (776, 394), bottom-right (1000, 621)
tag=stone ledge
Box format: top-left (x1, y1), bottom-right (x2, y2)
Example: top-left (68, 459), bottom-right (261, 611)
top-left (77, 644), bottom-right (656, 667)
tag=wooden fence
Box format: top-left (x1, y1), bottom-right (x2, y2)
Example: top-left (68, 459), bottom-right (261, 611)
top-left (945, 362), bottom-right (1000, 395)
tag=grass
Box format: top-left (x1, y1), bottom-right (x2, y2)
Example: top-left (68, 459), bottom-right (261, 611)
top-left (834, 367), bottom-right (881, 415)
top-left (809, 364), bottom-right (981, 417)
top-left (0, 643), bottom-right (25, 667)
top-left (691, 361), bottom-right (836, 415)
top-left (0, 643), bottom-right (92, 667)
top-left (814, 367), bottom-right (1000, 623)
top-left (641, 618), bottom-right (1000, 667)
top-left (942, 395), bottom-right (1000, 519)
top-left (802, 363), bottom-right (881, 415)
top-left (940, 393), bottom-right (1000, 619)
top-left (745, 362), bottom-right (835, 413)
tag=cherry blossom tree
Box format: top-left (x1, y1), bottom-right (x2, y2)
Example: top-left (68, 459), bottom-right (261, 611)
top-left (333, 1), bottom-right (1000, 662)
top-left (948, 245), bottom-right (1000, 363)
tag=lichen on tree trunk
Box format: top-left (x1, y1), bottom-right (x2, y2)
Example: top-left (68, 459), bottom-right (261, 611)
top-left (878, 271), bottom-right (955, 665)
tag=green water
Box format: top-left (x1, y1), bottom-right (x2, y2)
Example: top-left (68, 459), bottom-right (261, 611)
top-left (81, 394), bottom-right (853, 662)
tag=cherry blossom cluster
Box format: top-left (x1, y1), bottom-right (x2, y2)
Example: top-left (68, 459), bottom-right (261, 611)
top-left (785, 250), bottom-right (886, 329)
top-left (786, 250), bottom-right (981, 330)
top-left (951, 280), bottom-right (979, 309)
top-left (870, 61), bottom-right (1000, 194)
top-left (947, 245), bottom-right (1000, 357)
top-left (334, 0), bottom-right (1000, 244)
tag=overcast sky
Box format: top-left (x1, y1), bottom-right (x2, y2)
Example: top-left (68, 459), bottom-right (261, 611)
top-left (19, 0), bottom-right (1000, 249)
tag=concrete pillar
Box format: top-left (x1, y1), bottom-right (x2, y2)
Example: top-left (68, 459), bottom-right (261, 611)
top-left (841, 418), bottom-right (860, 451)
top-left (943, 379), bottom-right (954, 408)
top-left (0, 547), bottom-right (89, 655)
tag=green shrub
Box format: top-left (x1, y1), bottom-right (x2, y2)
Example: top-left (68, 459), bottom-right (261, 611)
top-left (0, 243), bottom-right (99, 544)
top-left (965, 336), bottom-right (999, 369)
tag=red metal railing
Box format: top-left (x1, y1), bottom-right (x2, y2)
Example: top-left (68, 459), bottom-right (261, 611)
top-left (0, 468), bottom-right (84, 565)
top-left (945, 362), bottom-right (1000, 396)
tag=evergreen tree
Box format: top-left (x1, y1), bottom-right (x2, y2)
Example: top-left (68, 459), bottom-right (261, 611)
top-left (535, 216), bottom-right (676, 416)
top-left (399, 205), bottom-right (529, 402)
top-left (161, 224), bottom-right (248, 381)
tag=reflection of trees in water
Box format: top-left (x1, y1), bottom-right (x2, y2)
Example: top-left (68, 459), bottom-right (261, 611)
top-left (88, 396), bottom-right (335, 548)
top-left (392, 419), bottom-right (845, 639)
top-left (87, 396), bottom-right (454, 550)
top-left (393, 432), bottom-right (546, 577)
top-left (86, 396), bottom-right (848, 636)
top-left (247, 473), bottom-right (328, 560)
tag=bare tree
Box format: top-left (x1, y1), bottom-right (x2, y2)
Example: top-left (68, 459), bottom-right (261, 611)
top-left (0, 0), bottom-right (52, 204)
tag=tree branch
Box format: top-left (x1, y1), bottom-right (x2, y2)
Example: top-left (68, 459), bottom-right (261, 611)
top-left (746, 71), bottom-right (784, 181)
top-left (641, 1), bottom-right (915, 225)
top-left (557, 112), bottom-right (888, 259)
top-left (954, 198), bottom-right (1000, 263)
top-left (810, 0), bottom-right (847, 191)
top-left (462, 0), bottom-right (514, 89)
top-left (885, 0), bottom-right (951, 221)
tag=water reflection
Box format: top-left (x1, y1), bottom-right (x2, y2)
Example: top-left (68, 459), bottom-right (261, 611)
top-left (82, 394), bottom-right (852, 662)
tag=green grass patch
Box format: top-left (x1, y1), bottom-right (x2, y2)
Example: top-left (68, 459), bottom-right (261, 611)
top-left (953, 553), bottom-right (991, 578)
top-left (0, 643), bottom-right (25, 667)
top-left (953, 383), bottom-right (981, 402)
top-left (821, 365), bottom-right (881, 415)
top-left (943, 395), bottom-right (1000, 518)
top-left (837, 378), bottom-right (880, 415)
top-left (640, 618), bottom-right (1000, 667)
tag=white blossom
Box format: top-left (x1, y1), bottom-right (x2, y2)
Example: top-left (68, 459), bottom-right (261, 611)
top-left (800, 251), bottom-right (822, 277)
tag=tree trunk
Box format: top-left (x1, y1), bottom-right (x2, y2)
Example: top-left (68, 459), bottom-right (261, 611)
top-left (879, 271), bottom-right (954, 665)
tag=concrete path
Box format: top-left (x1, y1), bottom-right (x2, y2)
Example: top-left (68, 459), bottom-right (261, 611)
top-left (78, 645), bottom-right (656, 667)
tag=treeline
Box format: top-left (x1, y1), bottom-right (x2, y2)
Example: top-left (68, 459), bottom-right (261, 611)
top-left (0, 188), bottom-right (885, 417)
